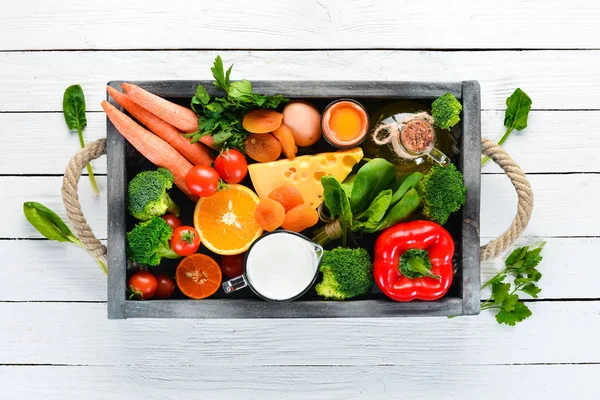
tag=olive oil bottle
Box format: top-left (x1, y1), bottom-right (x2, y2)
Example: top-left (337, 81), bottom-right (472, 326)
top-left (364, 101), bottom-right (458, 174)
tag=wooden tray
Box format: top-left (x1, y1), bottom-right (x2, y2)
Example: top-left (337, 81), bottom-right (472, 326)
top-left (106, 80), bottom-right (481, 319)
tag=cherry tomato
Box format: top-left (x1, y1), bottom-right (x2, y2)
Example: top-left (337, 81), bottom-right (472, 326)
top-left (215, 149), bottom-right (248, 184)
top-left (186, 165), bottom-right (221, 197)
top-left (129, 271), bottom-right (158, 300)
top-left (162, 214), bottom-right (182, 230)
top-left (155, 274), bottom-right (176, 299)
top-left (170, 226), bottom-right (201, 256)
top-left (220, 253), bottom-right (245, 279)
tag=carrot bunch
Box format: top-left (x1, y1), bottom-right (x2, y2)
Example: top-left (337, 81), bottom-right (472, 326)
top-left (103, 83), bottom-right (214, 200)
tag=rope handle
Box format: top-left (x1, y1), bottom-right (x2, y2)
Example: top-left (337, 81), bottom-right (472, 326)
top-left (61, 137), bottom-right (533, 266)
top-left (62, 138), bottom-right (108, 267)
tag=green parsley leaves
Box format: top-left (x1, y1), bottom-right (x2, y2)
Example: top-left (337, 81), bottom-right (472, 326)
top-left (187, 56), bottom-right (288, 151)
top-left (481, 243), bottom-right (545, 326)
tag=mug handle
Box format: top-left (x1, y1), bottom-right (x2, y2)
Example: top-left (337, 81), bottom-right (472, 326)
top-left (222, 275), bottom-right (249, 294)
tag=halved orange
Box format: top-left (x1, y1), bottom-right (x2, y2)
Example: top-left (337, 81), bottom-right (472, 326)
top-left (194, 184), bottom-right (263, 255)
top-left (176, 254), bottom-right (222, 299)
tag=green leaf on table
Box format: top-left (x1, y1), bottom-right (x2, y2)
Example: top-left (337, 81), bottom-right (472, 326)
top-left (496, 302), bottom-right (532, 326)
top-left (504, 88), bottom-right (532, 132)
top-left (63, 84), bottom-right (87, 133)
top-left (23, 202), bottom-right (79, 244)
top-left (491, 281), bottom-right (511, 305)
top-left (520, 283), bottom-right (542, 298)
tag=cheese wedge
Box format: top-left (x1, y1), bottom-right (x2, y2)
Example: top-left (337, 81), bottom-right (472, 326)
top-left (248, 148), bottom-right (364, 208)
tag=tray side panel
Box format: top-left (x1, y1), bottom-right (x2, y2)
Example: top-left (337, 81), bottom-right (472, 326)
top-left (460, 81), bottom-right (482, 315)
top-left (106, 81), bottom-right (128, 320)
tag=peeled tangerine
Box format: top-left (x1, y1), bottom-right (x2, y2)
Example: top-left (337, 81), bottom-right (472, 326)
top-left (242, 109), bottom-right (283, 134)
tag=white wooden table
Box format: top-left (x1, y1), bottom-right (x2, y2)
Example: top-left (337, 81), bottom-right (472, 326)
top-left (1, 1), bottom-right (599, 398)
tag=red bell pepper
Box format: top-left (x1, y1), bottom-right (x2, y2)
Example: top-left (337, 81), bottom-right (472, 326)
top-left (373, 220), bottom-right (454, 301)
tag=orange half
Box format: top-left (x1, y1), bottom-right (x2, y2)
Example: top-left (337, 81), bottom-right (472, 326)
top-left (176, 254), bottom-right (222, 299)
top-left (194, 184), bottom-right (263, 255)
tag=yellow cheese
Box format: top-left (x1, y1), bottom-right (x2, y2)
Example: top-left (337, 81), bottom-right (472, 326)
top-left (248, 148), bottom-right (364, 208)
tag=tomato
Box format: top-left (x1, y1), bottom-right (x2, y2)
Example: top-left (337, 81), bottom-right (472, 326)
top-left (215, 149), bottom-right (248, 184)
top-left (186, 165), bottom-right (221, 197)
top-left (155, 274), bottom-right (175, 299)
top-left (162, 214), bottom-right (182, 230)
top-left (220, 253), bottom-right (246, 279)
top-left (129, 271), bottom-right (158, 300)
top-left (170, 226), bottom-right (201, 256)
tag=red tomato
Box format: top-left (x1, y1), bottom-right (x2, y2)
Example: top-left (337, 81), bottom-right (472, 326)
top-left (220, 253), bottom-right (246, 279)
top-left (215, 149), bottom-right (248, 184)
top-left (155, 274), bottom-right (175, 299)
top-left (186, 165), bottom-right (221, 197)
top-left (129, 271), bottom-right (158, 300)
top-left (170, 226), bottom-right (201, 256)
top-left (162, 214), bottom-right (182, 230)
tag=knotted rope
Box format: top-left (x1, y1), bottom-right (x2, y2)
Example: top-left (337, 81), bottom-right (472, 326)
top-left (62, 138), bottom-right (108, 268)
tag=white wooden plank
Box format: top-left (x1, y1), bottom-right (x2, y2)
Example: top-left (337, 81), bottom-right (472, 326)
top-left (1, 50), bottom-right (600, 111)
top-left (1, 0), bottom-right (599, 50)
top-left (1, 110), bottom-right (595, 175)
top-left (4, 176), bottom-right (108, 239)
top-left (0, 113), bottom-right (107, 175)
top-left (5, 174), bottom-right (599, 240)
top-left (1, 364), bottom-right (597, 400)
top-left (1, 237), bottom-right (594, 302)
top-left (1, 302), bottom-right (598, 366)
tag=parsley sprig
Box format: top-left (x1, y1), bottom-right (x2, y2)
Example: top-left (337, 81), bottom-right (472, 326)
top-left (187, 56), bottom-right (288, 151)
top-left (481, 243), bottom-right (545, 326)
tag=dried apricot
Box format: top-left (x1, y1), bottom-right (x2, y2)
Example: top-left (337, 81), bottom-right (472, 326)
top-left (282, 204), bottom-right (319, 233)
top-left (244, 133), bottom-right (282, 163)
top-left (268, 186), bottom-right (304, 213)
top-left (242, 109), bottom-right (283, 134)
top-left (255, 198), bottom-right (286, 232)
top-left (272, 124), bottom-right (298, 159)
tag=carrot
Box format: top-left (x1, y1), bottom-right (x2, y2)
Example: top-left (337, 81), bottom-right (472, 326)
top-left (106, 86), bottom-right (213, 167)
top-left (121, 83), bottom-right (198, 134)
top-left (101, 100), bottom-right (198, 201)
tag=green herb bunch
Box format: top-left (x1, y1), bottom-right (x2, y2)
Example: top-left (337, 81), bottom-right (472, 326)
top-left (187, 56), bottom-right (288, 151)
top-left (481, 243), bottom-right (545, 326)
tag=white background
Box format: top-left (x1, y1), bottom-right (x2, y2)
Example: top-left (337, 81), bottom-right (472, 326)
top-left (1, 1), bottom-right (599, 398)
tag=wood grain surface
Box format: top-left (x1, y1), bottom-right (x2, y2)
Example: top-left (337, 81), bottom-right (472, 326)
top-left (1, 0), bottom-right (598, 398)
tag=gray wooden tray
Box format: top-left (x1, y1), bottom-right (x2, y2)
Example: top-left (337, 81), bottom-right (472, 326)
top-left (106, 80), bottom-right (481, 319)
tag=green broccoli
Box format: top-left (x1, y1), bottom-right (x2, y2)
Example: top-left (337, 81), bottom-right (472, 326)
top-left (127, 217), bottom-right (180, 266)
top-left (128, 168), bottom-right (180, 221)
top-left (417, 164), bottom-right (466, 225)
top-left (431, 92), bottom-right (462, 130)
top-left (316, 248), bottom-right (373, 300)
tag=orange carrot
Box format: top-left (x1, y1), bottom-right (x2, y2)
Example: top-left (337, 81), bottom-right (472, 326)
top-left (121, 83), bottom-right (198, 134)
top-left (101, 100), bottom-right (198, 201)
top-left (106, 86), bottom-right (212, 167)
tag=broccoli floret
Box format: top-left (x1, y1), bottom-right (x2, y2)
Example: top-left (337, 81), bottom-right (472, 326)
top-left (315, 248), bottom-right (373, 300)
top-left (417, 164), bottom-right (466, 225)
top-left (128, 168), bottom-right (180, 221)
top-left (431, 92), bottom-right (462, 130)
top-left (127, 217), bottom-right (180, 266)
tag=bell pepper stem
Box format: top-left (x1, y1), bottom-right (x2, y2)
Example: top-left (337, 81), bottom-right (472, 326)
top-left (405, 256), bottom-right (440, 280)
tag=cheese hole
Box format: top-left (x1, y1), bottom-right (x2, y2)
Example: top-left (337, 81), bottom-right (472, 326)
top-left (343, 155), bottom-right (357, 168)
top-left (326, 155), bottom-right (337, 165)
top-left (314, 171), bottom-right (326, 182)
top-left (289, 167), bottom-right (297, 173)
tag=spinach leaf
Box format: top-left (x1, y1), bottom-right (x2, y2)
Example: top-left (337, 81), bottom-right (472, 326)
top-left (504, 88), bottom-right (532, 131)
top-left (353, 189), bottom-right (392, 230)
top-left (23, 202), bottom-right (80, 244)
top-left (350, 158), bottom-right (396, 214)
top-left (390, 172), bottom-right (423, 207)
top-left (63, 85), bottom-right (87, 133)
top-left (341, 174), bottom-right (356, 199)
top-left (367, 188), bottom-right (420, 232)
top-left (322, 176), bottom-right (352, 246)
